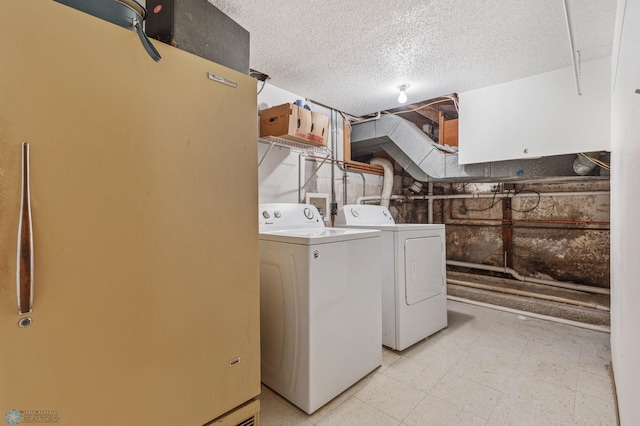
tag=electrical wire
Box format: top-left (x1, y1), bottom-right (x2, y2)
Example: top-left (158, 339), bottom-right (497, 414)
top-left (339, 111), bottom-right (353, 129)
top-left (579, 152), bottom-right (611, 170)
top-left (385, 98), bottom-right (454, 116)
top-left (257, 78), bottom-right (269, 95)
top-left (346, 94), bottom-right (459, 124)
top-left (449, 94), bottom-right (459, 113)
top-left (458, 184), bottom-right (501, 212)
top-left (462, 190), bottom-right (501, 212)
top-left (510, 189), bottom-right (541, 213)
top-left (457, 184), bottom-right (541, 214)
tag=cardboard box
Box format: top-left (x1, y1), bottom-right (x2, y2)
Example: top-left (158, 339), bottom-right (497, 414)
top-left (309, 111), bottom-right (330, 146)
top-left (259, 103), bottom-right (329, 146)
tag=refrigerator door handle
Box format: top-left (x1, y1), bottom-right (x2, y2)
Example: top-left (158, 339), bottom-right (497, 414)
top-left (17, 142), bottom-right (34, 315)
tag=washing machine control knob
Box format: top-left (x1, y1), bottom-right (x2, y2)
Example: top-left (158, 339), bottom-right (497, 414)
top-left (262, 210), bottom-right (270, 219)
top-left (303, 207), bottom-right (314, 219)
top-left (382, 210), bottom-right (388, 216)
top-left (274, 211), bottom-right (281, 218)
top-left (351, 209), bottom-right (360, 217)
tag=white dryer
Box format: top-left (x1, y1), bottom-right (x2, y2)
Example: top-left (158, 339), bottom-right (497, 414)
top-left (336, 204), bottom-right (447, 351)
top-left (258, 203), bottom-right (382, 414)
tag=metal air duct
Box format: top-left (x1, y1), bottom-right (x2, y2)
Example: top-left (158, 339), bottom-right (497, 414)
top-left (351, 114), bottom-right (601, 182)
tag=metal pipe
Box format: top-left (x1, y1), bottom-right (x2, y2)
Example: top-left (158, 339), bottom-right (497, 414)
top-left (447, 296), bottom-right (610, 333)
top-left (330, 109), bottom-right (337, 224)
top-left (298, 151), bottom-right (331, 203)
top-left (298, 152), bottom-right (303, 203)
top-left (562, 0), bottom-right (582, 95)
top-left (443, 222), bottom-right (611, 231)
top-left (427, 182), bottom-right (434, 224)
top-left (343, 164), bottom-right (348, 205)
top-left (337, 162), bottom-right (367, 200)
top-left (447, 278), bottom-right (610, 311)
top-left (356, 190), bottom-right (609, 204)
top-left (447, 259), bottom-right (610, 295)
top-left (444, 217), bottom-right (610, 226)
top-left (297, 154), bottom-right (368, 204)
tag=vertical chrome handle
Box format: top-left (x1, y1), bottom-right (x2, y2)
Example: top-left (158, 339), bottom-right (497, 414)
top-left (17, 142), bottom-right (34, 315)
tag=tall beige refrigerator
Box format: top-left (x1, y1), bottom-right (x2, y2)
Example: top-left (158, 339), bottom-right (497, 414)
top-left (0, 1), bottom-right (260, 425)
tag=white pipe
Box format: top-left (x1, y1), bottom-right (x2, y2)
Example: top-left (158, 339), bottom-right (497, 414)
top-left (369, 157), bottom-right (394, 208)
top-left (562, 0), bottom-right (582, 95)
top-left (357, 195), bottom-right (404, 204)
top-left (356, 190), bottom-right (609, 204)
top-left (447, 278), bottom-right (610, 311)
top-left (447, 296), bottom-right (610, 333)
top-left (447, 259), bottom-right (610, 295)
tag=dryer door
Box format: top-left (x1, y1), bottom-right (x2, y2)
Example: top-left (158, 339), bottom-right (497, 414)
top-left (404, 236), bottom-right (444, 305)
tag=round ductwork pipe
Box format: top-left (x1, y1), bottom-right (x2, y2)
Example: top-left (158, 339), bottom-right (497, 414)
top-left (573, 153), bottom-right (598, 175)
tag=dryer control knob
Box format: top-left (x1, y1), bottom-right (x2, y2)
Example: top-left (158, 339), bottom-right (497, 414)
top-left (303, 207), bottom-right (314, 219)
top-left (274, 211), bottom-right (281, 218)
top-left (262, 211), bottom-right (270, 219)
top-left (351, 209), bottom-right (360, 217)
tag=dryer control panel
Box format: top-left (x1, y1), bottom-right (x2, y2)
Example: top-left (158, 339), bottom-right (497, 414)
top-left (336, 204), bottom-right (396, 226)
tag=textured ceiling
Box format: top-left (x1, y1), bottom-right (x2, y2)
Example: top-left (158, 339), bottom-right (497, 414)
top-left (208, 0), bottom-right (616, 116)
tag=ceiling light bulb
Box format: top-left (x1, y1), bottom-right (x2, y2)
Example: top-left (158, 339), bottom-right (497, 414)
top-left (398, 89), bottom-right (407, 103)
top-left (397, 84), bottom-right (410, 104)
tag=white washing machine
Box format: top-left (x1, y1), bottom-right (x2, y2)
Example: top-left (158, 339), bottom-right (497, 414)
top-left (336, 204), bottom-right (447, 351)
top-left (258, 203), bottom-right (382, 414)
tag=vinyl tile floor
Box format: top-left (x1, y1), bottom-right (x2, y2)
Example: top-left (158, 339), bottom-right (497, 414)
top-left (258, 300), bottom-right (616, 426)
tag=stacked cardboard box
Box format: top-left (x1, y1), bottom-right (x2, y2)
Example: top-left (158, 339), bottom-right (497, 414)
top-left (259, 103), bottom-right (330, 147)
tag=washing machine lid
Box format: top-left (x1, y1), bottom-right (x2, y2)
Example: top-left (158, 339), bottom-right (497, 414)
top-left (336, 204), bottom-right (396, 226)
top-left (259, 227), bottom-right (380, 245)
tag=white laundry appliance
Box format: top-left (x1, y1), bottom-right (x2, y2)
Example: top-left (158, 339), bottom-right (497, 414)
top-left (259, 203), bottom-right (382, 414)
top-left (336, 204), bottom-right (447, 351)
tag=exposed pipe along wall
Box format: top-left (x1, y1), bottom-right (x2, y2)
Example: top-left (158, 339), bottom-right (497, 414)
top-left (446, 259), bottom-right (610, 295)
top-left (390, 181), bottom-right (610, 289)
top-left (447, 296), bottom-right (610, 333)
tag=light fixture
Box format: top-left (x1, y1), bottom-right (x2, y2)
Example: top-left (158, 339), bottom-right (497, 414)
top-left (397, 84), bottom-right (410, 104)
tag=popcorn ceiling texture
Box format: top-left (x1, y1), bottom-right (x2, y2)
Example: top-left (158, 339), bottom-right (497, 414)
top-left (208, 0), bottom-right (616, 116)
